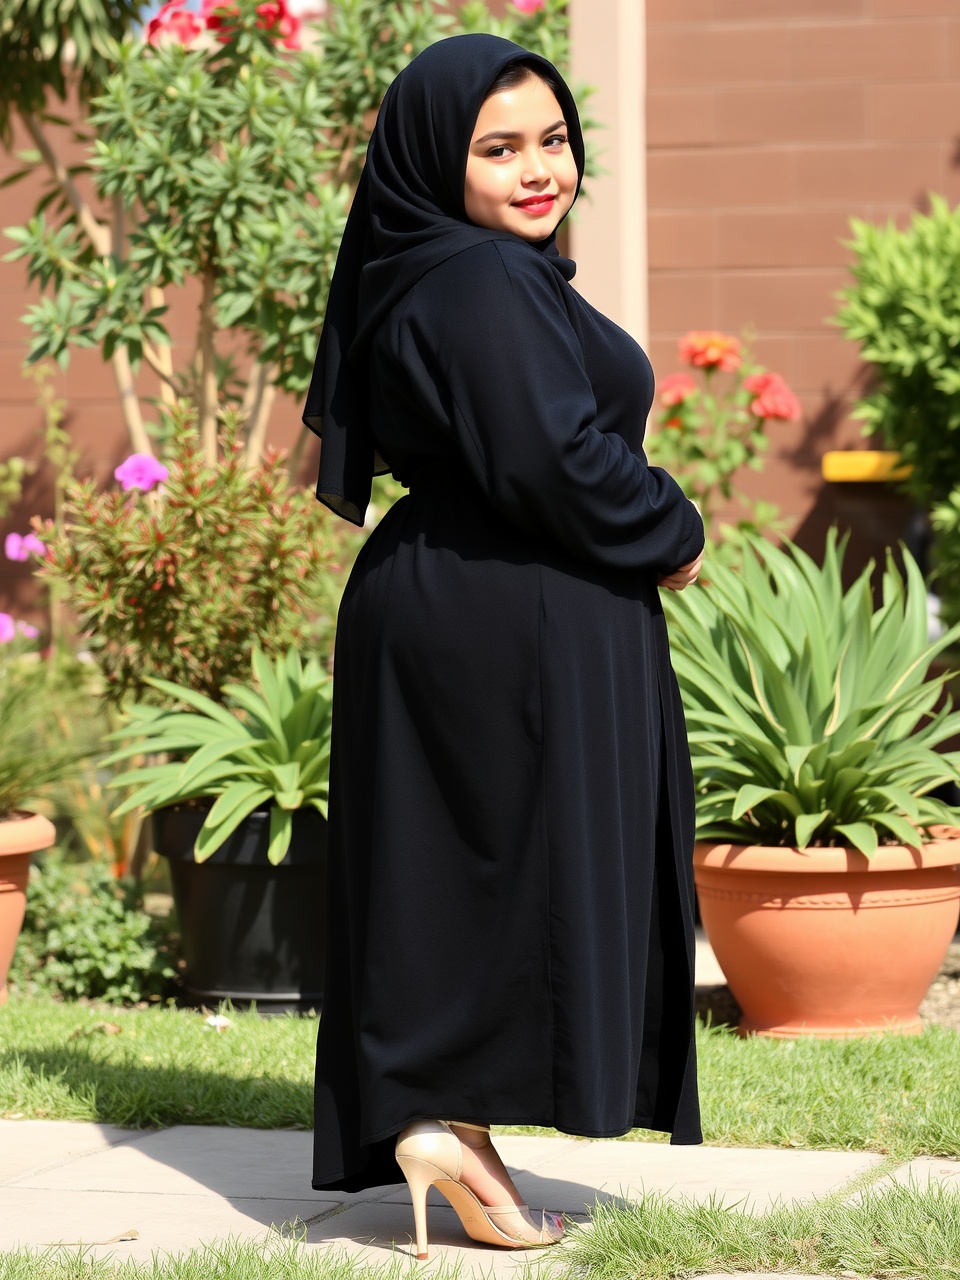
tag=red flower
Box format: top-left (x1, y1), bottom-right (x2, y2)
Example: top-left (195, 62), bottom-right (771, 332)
top-left (743, 372), bottom-right (801, 422)
top-left (659, 372), bottom-right (697, 408)
top-left (203, 0), bottom-right (301, 47)
top-left (146, 0), bottom-right (203, 46)
top-left (678, 330), bottom-right (741, 373)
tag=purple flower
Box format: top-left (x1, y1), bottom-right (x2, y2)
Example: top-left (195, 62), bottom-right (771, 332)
top-left (114, 453), bottom-right (170, 493)
top-left (4, 532), bottom-right (45, 561)
top-left (0, 614), bottom-right (15, 643)
top-left (15, 621), bottom-right (39, 639)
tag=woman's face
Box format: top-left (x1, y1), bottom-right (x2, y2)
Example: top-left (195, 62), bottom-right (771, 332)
top-left (464, 73), bottom-right (578, 242)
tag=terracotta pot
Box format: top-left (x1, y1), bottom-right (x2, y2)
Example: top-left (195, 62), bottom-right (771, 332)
top-left (694, 827), bottom-right (960, 1039)
top-left (0, 810), bottom-right (57, 1006)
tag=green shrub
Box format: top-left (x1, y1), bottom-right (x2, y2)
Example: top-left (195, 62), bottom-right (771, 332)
top-left (32, 411), bottom-right (335, 706)
top-left (9, 855), bottom-right (177, 1004)
top-left (835, 195), bottom-right (960, 507)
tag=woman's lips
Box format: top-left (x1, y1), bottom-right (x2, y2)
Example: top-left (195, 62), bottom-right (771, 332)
top-left (513, 194), bottom-right (556, 215)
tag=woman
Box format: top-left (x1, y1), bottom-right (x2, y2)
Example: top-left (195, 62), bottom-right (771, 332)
top-left (303, 32), bottom-right (705, 1260)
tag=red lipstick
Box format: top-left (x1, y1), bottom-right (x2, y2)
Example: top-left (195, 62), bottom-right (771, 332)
top-left (513, 194), bottom-right (557, 215)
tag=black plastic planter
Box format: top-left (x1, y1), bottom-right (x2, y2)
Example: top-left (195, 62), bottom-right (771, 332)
top-left (153, 803), bottom-right (326, 1015)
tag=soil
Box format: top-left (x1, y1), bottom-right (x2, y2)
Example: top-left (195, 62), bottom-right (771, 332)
top-left (695, 940), bottom-right (960, 1034)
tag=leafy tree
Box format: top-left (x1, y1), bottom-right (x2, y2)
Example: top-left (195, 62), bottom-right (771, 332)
top-left (2, 0), bottom-right (583, 465)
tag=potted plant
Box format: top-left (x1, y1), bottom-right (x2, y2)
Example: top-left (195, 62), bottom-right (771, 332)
top-left (100, 645), bottom-right (332, 1013)
top-left (663, 529), bottom-right (960, 1038)
top-left (0, 656), bottom-right (84, 1004)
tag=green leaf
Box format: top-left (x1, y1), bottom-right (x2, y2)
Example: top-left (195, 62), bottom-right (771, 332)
top-left (834, 822), bottom-right (880, 858)
top-left (795, 811), bottom-right (830, 848)
top-left (267, 806), bottom-right (292, 866)
top-left (193, 784), bottom-right (273, 862)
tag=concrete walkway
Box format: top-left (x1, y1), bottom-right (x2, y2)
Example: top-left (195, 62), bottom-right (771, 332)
top-left (1, 1119), bottom-right (958, 1275)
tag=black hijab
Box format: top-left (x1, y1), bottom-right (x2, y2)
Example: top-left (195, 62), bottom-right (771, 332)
top-left (302, 33), bottom-right (586, 525)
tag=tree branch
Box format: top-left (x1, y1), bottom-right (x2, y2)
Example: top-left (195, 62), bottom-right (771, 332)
top-left (141, 340), bottom-right (178, 393)
top-left (197, 263), bottom-right (219, 464)
top-left (21, 110), bottom-right (110, 256)
top-left (244, 363), bottom-right (278, 466)
top-left (21, 111), bottom-right (156, 456)
top-left (148, 286), bottom-right (177, 408)
top-left (110, 346), bottom-right (152, 455)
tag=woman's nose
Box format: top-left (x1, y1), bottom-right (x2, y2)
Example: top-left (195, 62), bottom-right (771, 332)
top-left (521, 150), bottom-right (549, 182)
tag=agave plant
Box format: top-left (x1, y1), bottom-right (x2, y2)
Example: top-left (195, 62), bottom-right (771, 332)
top-left (100, 647), bottom-right (332, 865)
top-left (662, 529), bottom-right (960, 857)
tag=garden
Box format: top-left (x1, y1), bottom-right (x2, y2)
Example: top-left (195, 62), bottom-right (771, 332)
top-left (1, 0), bottom-right (960, 1277)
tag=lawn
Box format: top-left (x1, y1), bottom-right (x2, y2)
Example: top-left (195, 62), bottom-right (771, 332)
top-left (1, 997), bottom-right (959, 1159)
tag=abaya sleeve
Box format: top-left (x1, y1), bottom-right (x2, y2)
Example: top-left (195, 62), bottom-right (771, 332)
top-left (401, 239), bottom-right (705, 575)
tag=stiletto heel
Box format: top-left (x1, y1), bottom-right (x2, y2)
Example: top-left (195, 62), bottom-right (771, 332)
top-left (394, 1153), bottom-right (435, 1260)
top-left (395, 1119), bottom-right (563, 1260)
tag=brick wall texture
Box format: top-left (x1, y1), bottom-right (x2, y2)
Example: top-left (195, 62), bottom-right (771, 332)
top-left (645, 0), bottom-right (960, 564)
top-left (3, 2), bottom-right (960, 617)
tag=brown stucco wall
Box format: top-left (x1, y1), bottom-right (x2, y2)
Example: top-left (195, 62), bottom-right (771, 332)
top-left (645, 0), bottom-right (960, 574)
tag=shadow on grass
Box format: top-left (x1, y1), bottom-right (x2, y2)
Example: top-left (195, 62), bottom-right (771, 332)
top-left (1, 1045), bottom-right (313, 1131)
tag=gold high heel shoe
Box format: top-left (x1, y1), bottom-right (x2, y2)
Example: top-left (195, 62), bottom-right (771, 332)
top-left (395, 1119), bottom-right (564, 1260)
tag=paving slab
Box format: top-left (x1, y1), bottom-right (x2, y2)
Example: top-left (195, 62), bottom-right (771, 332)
top-left (695, 926), bottom-right (727, 987)
top-left (0, 1120), bottom-right (895, 1275)
top-left (10, 1124), bottom-right (345, 1204)
top-left (0, 1187), bottom-right (335, 1265)
top-left (498, 1139), bottom-right (886, 1213)
top-left (868, 1155), bottom-right (960, 1194)
top-left (0, 1119), bottom-right (141, 1184)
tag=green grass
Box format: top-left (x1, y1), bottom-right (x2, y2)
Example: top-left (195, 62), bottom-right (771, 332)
top-left (561, 1174), bottom-right (960, 1280)
top-left (1, 997), bottom-right (959, 1158)
top-left (0, 998), bottom-right (315, 1130)
top-left (1, 1181), bottom-right (958, 1280)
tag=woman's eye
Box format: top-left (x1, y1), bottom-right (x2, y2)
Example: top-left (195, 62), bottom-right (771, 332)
top-left (546, 135), bottom-right (567, 148)
top-left (487, 145), bottom-right (511, 158)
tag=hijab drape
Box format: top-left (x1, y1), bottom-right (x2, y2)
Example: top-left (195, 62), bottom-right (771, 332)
top-left (302, 33), bottom-right (586, 524)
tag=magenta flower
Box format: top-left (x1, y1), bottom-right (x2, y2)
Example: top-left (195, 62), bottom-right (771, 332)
top-left (114, 454), bottom-right (170, 493)
top-left (512, 0), bottom-right (545, 11)
top-left (4, 532), bottom-right (45, 561)
top-left (0, 614), bottom-right (15, 644)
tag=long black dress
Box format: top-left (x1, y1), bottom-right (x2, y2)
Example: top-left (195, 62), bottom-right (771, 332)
top-left (311, 235), bottom-right (706, 1192)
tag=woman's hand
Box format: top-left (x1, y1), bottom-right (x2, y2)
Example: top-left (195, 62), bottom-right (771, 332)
top-left (657, 500), bottom-right (703, 592)
top-left (657, 550), bottom-right (703, 591)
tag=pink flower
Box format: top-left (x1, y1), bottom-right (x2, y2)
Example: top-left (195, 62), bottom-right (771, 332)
top-left (744, 372), bottom-right (801, 422)
top-left (0, 614), bottom-right (15, 644)
top-left (512, 0), bottom-right (545, 11)
top-left (114, 454), bottom-right (170, 493)
top-left (146, 0), bottom-right (203, 46)
top-left (15, 621), bottom-right (39, 639)
top-left (678, 330), bottom-right (741, 373)
top-left (659, 373), bottom-right (697, 408)
top-left (4, 532), bottom-right (45, 561)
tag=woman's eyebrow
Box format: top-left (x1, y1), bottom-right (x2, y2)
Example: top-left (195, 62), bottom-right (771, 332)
top-left (473, 118), bottom-right (566, 145)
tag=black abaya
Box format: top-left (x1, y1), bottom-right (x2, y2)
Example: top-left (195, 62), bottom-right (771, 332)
top-left (311, 236), bottom-right (706, 1192)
